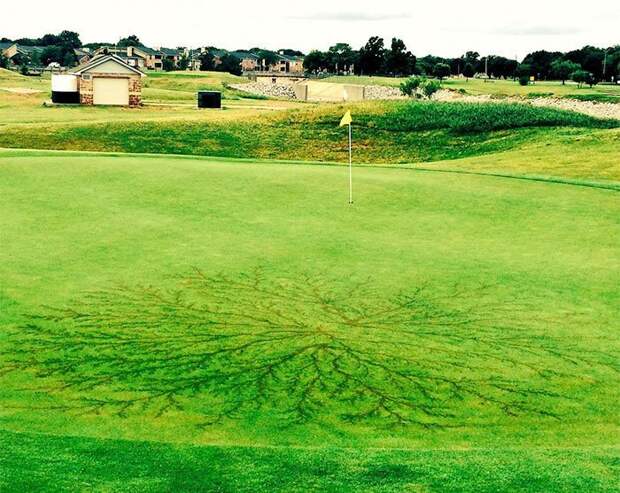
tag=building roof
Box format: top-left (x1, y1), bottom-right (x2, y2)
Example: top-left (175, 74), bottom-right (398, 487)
top-left (133, 45), bottom-right (159, 56)
top-left (279, 54), bottom-right (304, 62)
top-left (232, 51), bottom-right (260, 61)
top-left (158, 47), bottom-right (180, 57)
top-left (16, 45), bottom-right (45, 55)
top-left (71, 54), bottom-right (146, 77)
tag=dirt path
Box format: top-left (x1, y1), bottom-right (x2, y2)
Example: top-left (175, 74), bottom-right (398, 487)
top-left (0, 87), bottom-right (43, 94)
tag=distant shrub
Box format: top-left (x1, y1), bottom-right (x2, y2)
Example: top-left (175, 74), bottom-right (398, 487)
top-left (463, 63), bottom-right (475, 79)
top-left (518, 75), bottom-right (529, 86)
top-left (400, 77), bottom-right (441, 99)
top-left (162, 59), bottom-right (175, 72)
top-left (526, 92), bottom-right (554, 99)
top-left (421, 80), bottom-right (441, 99)
top-left (400, 77), bottom-right (423, 97)
top-left (433, 63), bottom-right (451, 81)
top-left (571, 69), bottom-right (595, 88)
top-left (551, 59), bottom-right (581, 85)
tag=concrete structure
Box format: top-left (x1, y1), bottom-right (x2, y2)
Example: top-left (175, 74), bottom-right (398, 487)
top-left (294, 81), bottom-right (366, 102)
top-left (254, 74), bottom-right (306, 86)
top-left (71, 54), bottom-right (146, 107)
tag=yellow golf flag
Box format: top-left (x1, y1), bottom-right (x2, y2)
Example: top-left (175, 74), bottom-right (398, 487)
top-left (339, 110), bottom-right (352, 127)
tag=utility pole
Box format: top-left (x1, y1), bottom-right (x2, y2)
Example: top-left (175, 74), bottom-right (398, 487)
top-left (485, 56), bottom-right (488, 77)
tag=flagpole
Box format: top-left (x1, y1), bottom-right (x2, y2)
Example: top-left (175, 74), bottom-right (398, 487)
top-left (348, 122), bottom-right (353, 205)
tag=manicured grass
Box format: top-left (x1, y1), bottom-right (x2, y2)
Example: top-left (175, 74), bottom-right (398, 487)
top-left (0, 150), bottom-right (618, 491)
top-left (324, 75), bottom-right (406, 87)
top-left (143, 70), bottom-right (251, 101)
top-left (2, 431), bottom-right (618, 493)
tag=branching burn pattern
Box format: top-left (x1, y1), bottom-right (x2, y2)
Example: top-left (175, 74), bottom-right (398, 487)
top-left (2, 268), bottom-right (617, 427)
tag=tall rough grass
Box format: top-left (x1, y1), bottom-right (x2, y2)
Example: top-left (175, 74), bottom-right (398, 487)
top-left (0, 101), bottom-right (616, 163)
top-left (362, 101), bottom-right (619, 134)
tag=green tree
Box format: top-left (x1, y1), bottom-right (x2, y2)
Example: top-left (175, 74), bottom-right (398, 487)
top-left (178, 55), bottom-right (189, 71)
top-left (278, 48), bottom-right (304, 57)
top-left (464, 51), bottom-right (480, 66)
top-left (327, 43), bottom-right (356, 73)
top-left (0, 54), bottom-right (7, 68)
top-left (551, 59), bottom-right (581, 84)
top-left (117, 35), bottom-right (143, 48)
top-left (385, 38), bottom-right (416, 76)
top-left (217, 53), bottom-right (242, 76)
top-left (58, 30), bottom-right (81, 49)
top-left (463, 63), bottom-right (475, 79)
top-left (11, 52), bottom-right (30, 67)
top-left (40, 46), bottom-right (63, 65)
top-left (303, 50), bottom-right (328, 73)
top-left (358, 36), bottom-right (385, 75)
top-left (522, 50), bottom-right (563, 80)
top-left (38, 33), bottom-right (60, 46)
top-left (571, 69), bottom-right (595, 88)
top-left (199, 52), bottom-right (215, 71)
top-left (162, 58), bottom-right (175, 71)
top-left (487, 56), bottom-right (518, 78)
top-left (62, 51), bottom-right (76, 68)
top-left (30, 50), bottom-right (42, 67)
top-left (433, 63), bottom-right (451, 81)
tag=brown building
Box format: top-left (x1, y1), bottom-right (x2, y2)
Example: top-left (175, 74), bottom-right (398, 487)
top-left (71, 54), bottom-right (146, 107)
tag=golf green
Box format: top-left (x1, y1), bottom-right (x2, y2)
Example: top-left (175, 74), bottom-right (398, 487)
top-left (0, 150), bottom-right (618, 491)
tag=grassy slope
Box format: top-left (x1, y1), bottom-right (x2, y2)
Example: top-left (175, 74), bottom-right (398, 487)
top-left (325, 75), bottom-right (620, 101)
top-left (425, 128), bottom-right (620, 184)
top-left (143, 70), bottom-right (253, 102)
top-left (0, 100), bottom-right (617, 183)
top-left (0, 150), bottom-right (618, 490)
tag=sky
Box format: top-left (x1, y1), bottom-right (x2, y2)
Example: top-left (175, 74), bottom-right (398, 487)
top-left (3, 0), bottom-right (619, 59)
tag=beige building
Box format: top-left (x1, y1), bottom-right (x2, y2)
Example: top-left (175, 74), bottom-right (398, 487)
top-left (71, 54), bottom-right (146, 107)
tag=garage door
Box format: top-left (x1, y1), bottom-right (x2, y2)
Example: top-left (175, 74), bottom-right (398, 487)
top-left (93, 77), bottom-right (129, 106)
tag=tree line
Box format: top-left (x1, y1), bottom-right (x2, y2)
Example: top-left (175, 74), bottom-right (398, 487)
top-left (304, 37), bottom-right (620, 83)
top-left (2, 30), bottom-right (620, 83)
